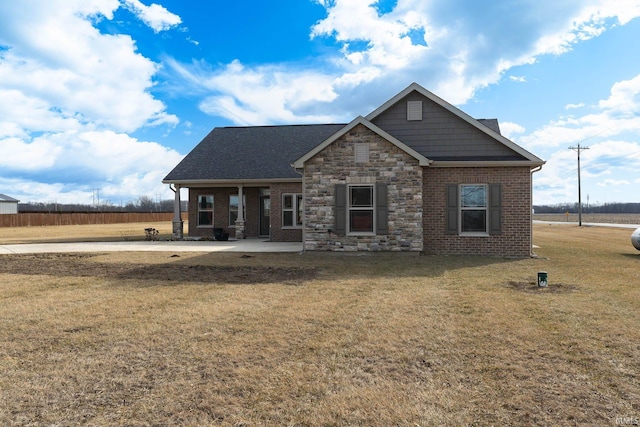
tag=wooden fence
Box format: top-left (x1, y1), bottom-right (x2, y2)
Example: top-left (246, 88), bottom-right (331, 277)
top-left (0, 212), bottom-right (176, 228)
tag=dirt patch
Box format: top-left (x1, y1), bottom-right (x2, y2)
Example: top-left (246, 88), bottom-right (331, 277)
top-left (0, 253), bottom-right (317, 285)
top-left (507, 280), bottom-right (579, 293)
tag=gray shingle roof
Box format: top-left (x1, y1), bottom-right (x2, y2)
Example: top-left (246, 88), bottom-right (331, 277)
top-left (0, 194), bottom-right (19, 202)
top-left (164, 124), bottom-right (346, 182)
top-left (477, 119), bottom-right (501, 134)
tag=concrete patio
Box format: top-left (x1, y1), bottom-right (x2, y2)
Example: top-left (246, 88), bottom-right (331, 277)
top-left (0, 239), bottom-right (303, 254)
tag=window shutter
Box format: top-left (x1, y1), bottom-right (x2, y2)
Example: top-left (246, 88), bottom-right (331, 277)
top-left (446, 184), bottom-right (458, 234)
top-left (489, 183), bottom-right (502, 235)
top-left (334, 184), bottom-right (346, 235)
top-left (376, 183), bottom-right (388, 234)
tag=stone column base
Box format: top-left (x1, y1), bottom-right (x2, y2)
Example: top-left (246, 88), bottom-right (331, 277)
top-left (172, 220), bottom-right (184, 240)
top-left (234, 220), bottom-right (245, 239)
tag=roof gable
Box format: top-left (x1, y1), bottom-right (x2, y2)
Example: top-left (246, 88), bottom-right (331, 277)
top-left (293, 116), bottom-right (431, 168)
top-left (367, 83), bottom-right (544, 165)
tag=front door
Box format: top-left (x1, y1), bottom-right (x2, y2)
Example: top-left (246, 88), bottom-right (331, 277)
top-left (259, 192), bottom-right (270, 237)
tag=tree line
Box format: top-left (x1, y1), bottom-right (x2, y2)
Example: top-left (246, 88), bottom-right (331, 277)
top-left (534, 202), bottom-right (640, 214)
top-left (19, 196), bottom-right (187, 213)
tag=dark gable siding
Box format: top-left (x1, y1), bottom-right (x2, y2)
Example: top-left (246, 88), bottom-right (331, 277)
top-left (370, 91), bottom-right (525, 161)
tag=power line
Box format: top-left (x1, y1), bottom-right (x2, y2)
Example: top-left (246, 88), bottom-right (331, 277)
top-left (568, 144), bottom-right (589, 226)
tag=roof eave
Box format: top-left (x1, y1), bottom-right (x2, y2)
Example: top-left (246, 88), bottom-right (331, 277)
top-left (430, 160), bottom-right (546, 168)
top-left (162, 178), bottom-right (302, 187)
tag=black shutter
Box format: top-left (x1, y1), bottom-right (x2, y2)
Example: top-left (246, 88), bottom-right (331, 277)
top-left (335, 184), bottom-right (346, 235)
top-left (446, 184), bottom-right (458, 234)
top-left (376, 183), bottom-right (388, 234)
top-left (489, 183), bottom-right (502, 235)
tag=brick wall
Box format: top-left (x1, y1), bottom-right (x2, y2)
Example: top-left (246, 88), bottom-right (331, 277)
top-left (302, 124), bottom-right (423, 251)
top-left (269, 182), bottom-right (303, 242)
top-left (188, 185), bottom-right (303, 242)
top-left (188, 187), bottom-right (260, 239)
top-left (423, 166), bottom-right (533, 257)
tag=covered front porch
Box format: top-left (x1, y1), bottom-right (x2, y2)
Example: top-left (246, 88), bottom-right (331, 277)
top-left (167, 181), bottom-right (304, 243)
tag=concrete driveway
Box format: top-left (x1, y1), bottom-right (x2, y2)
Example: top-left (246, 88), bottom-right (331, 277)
top-left (533, 220), bottom-right (640, 229)
top-left (0, 239), bottom-right (303, 254)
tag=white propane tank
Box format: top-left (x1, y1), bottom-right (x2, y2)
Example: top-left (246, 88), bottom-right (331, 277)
top-left (632, 228), bottom-right (640, 251)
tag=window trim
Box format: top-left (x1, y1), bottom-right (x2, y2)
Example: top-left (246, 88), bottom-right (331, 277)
top-left (459, 184), bottom-right (489, 236)
top-left (282, 193), bottom-right (303, 229)
top-left (196, 194), bottom-right (214, 228)
top-left (347, 184), bottom-right (375, 236)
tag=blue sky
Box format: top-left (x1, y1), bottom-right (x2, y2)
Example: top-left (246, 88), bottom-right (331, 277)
top-left (1, 0), bottom-right (640, 207)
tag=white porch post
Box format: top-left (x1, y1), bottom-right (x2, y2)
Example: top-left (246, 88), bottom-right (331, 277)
top-left (171, 184), bottom-right (183, 240)
top-left (235, 184), bottom-right (245, 239)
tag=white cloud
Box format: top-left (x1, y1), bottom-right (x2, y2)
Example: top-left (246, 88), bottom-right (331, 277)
top-left (597, 178), bottom-right (631, 187)
top-left (0, 1), bottom-right (179, 133)
top-left (509, 76), bottom-right (527, 83)
top-left (0, 136), bottom-right (62, 170)
top-left (121, 0), bottom-right (181, 32)
top-left (166, 0), bottom-right (640, 126)
top-left (311, 0), bottom-right (429, 71)
top-left (518, 74), bottom-right (640, 150)
top-left (520, 74), bottom-right (640, 204)
top-left (565, 102), bottom-right (585, 110)
top-left (598, 73), bottom-right (640, 115)
top-left (0, 0), bottom-right (183, 203)
top-left (168, 59), bottom-right (342, 125)
top-left (1, 130), bottom-right (184, 204)
top-left (312, 0), bottom-right (640, 104)
top-left (499, 121), bottom-right (526, 139)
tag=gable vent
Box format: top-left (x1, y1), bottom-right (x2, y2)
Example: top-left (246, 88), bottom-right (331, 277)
top-left (407, 101), bottom-right (422, 121)
top-left (355, 143), bottom-right (370, 163)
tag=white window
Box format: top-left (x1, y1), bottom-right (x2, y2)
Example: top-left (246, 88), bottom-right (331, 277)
top-left (348, 185), bottom-right (374, 234)
top-left (460, 184), bottom-right (488, 234)
top-left (355, 143), bottom-right (369, 163)
top-left (282, 194), bottom-right (303, 228)
top-left (197, 195), bottom-right (214, 227)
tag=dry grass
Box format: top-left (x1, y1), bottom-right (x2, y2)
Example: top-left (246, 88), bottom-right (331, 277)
top-left (534, 213), bottom-right (640, 225)
top-left (0, 224), bottom-right (638, 426)
top-left (0, 221), bottom-right (177, 244)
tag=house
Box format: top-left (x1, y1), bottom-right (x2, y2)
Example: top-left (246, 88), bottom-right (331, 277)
top-left (0, 194), bottom-right (19, 214)
top-left (163, 83), bottom-right (545, 257)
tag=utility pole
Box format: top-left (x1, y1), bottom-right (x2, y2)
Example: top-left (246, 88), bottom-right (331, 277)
top-left (569, 144), bottom-right (589, 226)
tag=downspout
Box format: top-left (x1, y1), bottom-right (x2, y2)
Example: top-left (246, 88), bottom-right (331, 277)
top-left (530, 165), bottom-right (543, 256)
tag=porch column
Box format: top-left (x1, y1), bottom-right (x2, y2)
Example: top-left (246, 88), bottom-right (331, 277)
top-left (235, 184), bottom-right (245, 239)
top-left (171, 184), bottom-right (183, 240)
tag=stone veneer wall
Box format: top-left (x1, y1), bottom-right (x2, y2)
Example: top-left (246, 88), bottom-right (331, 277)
top-left (303, 124), bottom-right (423, 251)
top-left (422, 166), bottom-right (533, 257)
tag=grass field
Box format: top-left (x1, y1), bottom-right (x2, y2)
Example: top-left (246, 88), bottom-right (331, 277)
top-left (534, 213), bottom-right (640, 225)
top-left (0, 223), bottom-right (638, 426)
top-left (0, 221), bottom-right (176, 244)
